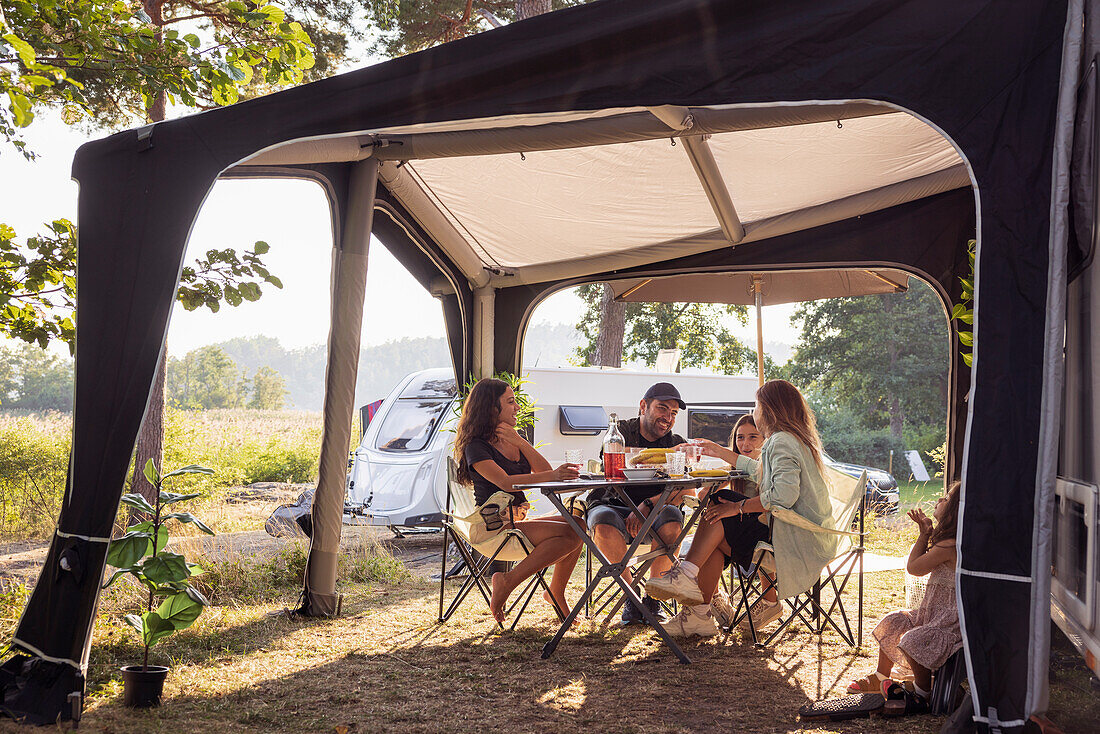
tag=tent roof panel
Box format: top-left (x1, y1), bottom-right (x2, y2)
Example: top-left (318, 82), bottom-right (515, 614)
top-left (400, 110), bottom-right (964, 271)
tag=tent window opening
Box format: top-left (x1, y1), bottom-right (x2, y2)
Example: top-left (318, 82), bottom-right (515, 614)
top-left (687, 406), bottom-right (754, 443)
top-left (375, 399), bottom-right (451, 452)
top-left (559, 405), bottom-right (609, 435)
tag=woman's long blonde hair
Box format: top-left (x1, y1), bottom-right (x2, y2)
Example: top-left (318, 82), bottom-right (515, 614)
top-left (755, 379), bottom-right (825, 470)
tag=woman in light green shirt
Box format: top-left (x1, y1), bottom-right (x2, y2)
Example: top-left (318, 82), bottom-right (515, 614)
top-left (647, 380), bottom-right (832, 637)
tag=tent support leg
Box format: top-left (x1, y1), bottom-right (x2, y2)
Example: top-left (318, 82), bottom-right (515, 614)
top-left (301, 158), bottom-right (379, 616)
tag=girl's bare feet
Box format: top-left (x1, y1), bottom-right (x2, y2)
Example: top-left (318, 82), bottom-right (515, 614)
top-left (489, 572), bottom-right (508, 624)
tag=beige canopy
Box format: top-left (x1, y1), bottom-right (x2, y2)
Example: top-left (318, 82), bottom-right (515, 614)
top-left (241, 106), bottom-right (966, 290)
top-left (609, 268), bottom-right (910, 306)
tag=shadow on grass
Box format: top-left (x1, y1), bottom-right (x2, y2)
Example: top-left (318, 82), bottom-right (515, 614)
top-left (62, 575), bottom-right (951, 734)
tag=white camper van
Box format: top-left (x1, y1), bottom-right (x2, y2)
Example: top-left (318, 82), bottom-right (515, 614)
top-left (343, 366), bottom-right (759, 530)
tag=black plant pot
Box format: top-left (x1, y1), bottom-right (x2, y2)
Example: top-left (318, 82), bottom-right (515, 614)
top-left (121, 665), bottom-right (168, 708)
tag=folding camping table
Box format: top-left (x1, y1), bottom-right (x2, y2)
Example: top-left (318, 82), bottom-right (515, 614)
top-left (514, 474), bottom-right (738, 664)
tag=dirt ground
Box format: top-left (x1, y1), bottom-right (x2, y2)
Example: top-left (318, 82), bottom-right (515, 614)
top-left (1, 486), bottom-right (1098, 733)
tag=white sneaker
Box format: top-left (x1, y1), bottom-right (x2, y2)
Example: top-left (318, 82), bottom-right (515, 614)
top-left (740, 598), bottom-right (784, 631)
top-left (663, 607), bottom-right (718, 637)
top-left (646, 566), bottom-right (704, 605)
top-left (710, 587), bottom-right (736, 628)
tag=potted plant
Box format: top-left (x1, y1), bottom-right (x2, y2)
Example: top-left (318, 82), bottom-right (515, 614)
top-left (103, 459), bottom-right (215, 708)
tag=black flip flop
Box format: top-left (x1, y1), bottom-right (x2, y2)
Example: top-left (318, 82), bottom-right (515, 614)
top-left (882, 681), bottom-right (930, 716)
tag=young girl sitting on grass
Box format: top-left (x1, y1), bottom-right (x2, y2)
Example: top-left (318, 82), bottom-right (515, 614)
top-left (849, 481), bottom-right (963, 714)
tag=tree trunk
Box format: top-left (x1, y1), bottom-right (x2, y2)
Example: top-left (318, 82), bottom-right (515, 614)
top-left (515, 0), bottom-right (552, 20)
top-left (128, 356), bottom-right (165, 520)
top-left (128, 0), bottom-right (168, 522)
top-left (889, 393), bottom-right (905, 439)
top-left (594, 283), bottom-right (625, 367)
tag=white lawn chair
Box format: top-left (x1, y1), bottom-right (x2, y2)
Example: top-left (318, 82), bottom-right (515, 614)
top-left (437, 458), bottom-right (564, 630)
top-left (728, 468), bottom-right (867, 647)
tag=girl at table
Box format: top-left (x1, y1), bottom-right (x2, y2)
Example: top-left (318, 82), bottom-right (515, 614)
top-left (648, 380), bottom-right (831, 637)
top-left (454, 377), bottom-right (584, 625)
top-left (848, 482), bottom-right (961, 715)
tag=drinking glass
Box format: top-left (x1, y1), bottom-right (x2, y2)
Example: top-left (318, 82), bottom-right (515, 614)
top-left (667, 450), bottom-right (686, 477)
top-left (564, 449), bottom-right (583, 466)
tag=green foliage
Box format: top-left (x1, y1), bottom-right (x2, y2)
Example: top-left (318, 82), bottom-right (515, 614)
top-left (0, 224), bottom-right (281, 352)
top-left (0, 341), bottom-right (72, 410)
top-left (168, 345), bottom-right (249, 409)
top-left (248, 365), bottom-right (287, 410)
top-left (105, 459), bottom-right (214, 666)
top-left (926, 441), bottom-right (947, 478)
top-left (812, 400), bottom-right (905, 469)
top-left (243, 437), bottom-right (315, 483)
top-left (453, 370), bottom-right (538, 433)
top-left (193, 542), bottom-right (308, 603)
top-left (0, 412), bottom-right (69, 538)
top-left (787, 279), bottom-right (949, 439)
top-left (0, 220), bottom-right (76, 347)
top-left (1, 0), bottom-right (316, 143)
top-left (0, 579), bottom-right (30, 642)
top-left (365, 0), bottom-right (588, 58)
top-left (572, 283), bottom-right (759, 374)
top-left (950, 239), bottom-right (975, 367)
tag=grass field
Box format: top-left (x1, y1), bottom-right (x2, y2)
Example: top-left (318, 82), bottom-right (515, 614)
top-left (0, 409), bottom-right (323, 540)
top-left (3, 536), bottom-right (1097, 734)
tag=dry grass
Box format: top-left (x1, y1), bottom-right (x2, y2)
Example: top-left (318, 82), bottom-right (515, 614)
top-left (2, 537), bottom-right (1098, 733)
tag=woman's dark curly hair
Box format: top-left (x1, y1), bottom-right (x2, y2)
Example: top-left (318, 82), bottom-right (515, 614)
top-left (927, 480), bottom-right (961, 550)
top-left (453, 378), bottom-right (509, 486)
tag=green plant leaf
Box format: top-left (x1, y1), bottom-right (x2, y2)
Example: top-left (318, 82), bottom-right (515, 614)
top-left (2, 33), bottom-right (36, 66)
top-left (124, 613), bottom-right (144, 638)
top-left (161, 464), bottom-right (214, 479)
top-left (119, 492), bottom-right (155, 515)
top-left (159, 490), bottom-right (202, 506)
top-left (140, 610), bottom-right (176, 647)
top-left (156, 590), bottom-right (204, 632)
top-left (164, 512), bottom-right (215, 535)
top-left (958, 331), bottom-right (973, 347)
top-left (141, 552), bottom-right (191, 584)
top-left (142, 458), bottom-right (160, 488)
top-left (106, 531), bottom-right (152, 569)
top-left (102, 567), bottom-right (136, 589)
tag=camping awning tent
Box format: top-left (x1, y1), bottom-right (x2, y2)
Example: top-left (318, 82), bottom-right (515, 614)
top-left (2, 1), bottom-right (1094, 731)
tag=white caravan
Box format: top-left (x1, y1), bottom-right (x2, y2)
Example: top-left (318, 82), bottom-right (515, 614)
top-left (343, 366), bottom-right (758, 530)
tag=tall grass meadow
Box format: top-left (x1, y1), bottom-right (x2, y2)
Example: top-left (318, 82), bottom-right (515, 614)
top-left (0, 409), bottom-right (323, 541)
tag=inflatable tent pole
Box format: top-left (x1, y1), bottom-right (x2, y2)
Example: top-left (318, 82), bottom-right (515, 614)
top-left (300, 159), bottom-right (379, 616)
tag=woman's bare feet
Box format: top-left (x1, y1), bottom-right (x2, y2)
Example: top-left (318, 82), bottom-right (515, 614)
top-left (489, 572), bottom-right (509, 624)
top-left (543, 589), bottom-right (571, 617)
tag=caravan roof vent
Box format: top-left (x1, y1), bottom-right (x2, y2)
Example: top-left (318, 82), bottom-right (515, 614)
top-left (559, 405), bottom-right (608, 436)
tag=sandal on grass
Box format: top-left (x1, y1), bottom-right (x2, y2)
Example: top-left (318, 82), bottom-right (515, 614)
top-left (881, 680), bottom-right (930, 716)
top-left (847, 673), bottom-right (886, 693)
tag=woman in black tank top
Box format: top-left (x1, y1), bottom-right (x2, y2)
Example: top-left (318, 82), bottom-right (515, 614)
top-left (454, 378), bottom-right (586, 625)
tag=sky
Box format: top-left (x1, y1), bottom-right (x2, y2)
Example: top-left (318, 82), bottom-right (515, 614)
top-left (1, 111), bottom-right (800, 363)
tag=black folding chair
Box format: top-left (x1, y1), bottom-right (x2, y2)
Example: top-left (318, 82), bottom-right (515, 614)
top-left (437, 458), bottom-right (565, 630)
top-left (724, 470), bottom-right (867, 648)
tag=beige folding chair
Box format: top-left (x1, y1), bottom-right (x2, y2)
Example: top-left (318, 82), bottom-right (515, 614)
top-left (727, 468), bottom-right (867, 647)
top-left (437, 458), bottom-right (564, 630)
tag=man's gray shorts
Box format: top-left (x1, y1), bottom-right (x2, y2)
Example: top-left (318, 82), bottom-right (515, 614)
top-left (586, 503), bottom-right (684, 543)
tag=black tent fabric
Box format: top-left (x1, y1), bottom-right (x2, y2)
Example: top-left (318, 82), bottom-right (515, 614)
top-left (1, 1), bottom-right (1081, 730)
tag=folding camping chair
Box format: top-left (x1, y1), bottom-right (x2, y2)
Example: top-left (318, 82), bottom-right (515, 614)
top-left (725, 469), bottom-right (867, 648)
top-left (437, 458), bottom-right (565, 630)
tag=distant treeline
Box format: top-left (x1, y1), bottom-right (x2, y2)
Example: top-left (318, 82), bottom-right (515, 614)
top-left (0, 322), bottom-right (583, 413)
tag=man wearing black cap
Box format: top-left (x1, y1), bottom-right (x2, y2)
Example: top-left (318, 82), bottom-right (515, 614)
top-left (588, 382), bottom-right (688, 626)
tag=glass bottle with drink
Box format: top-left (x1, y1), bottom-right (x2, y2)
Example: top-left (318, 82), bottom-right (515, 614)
top-left (603, 413), bottom-right (626, 480)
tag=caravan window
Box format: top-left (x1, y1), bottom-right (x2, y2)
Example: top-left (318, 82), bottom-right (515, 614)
top-left (687, 406), bottom-right (754, 444)
top-left (375, 399), bottom-right (451, 452)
